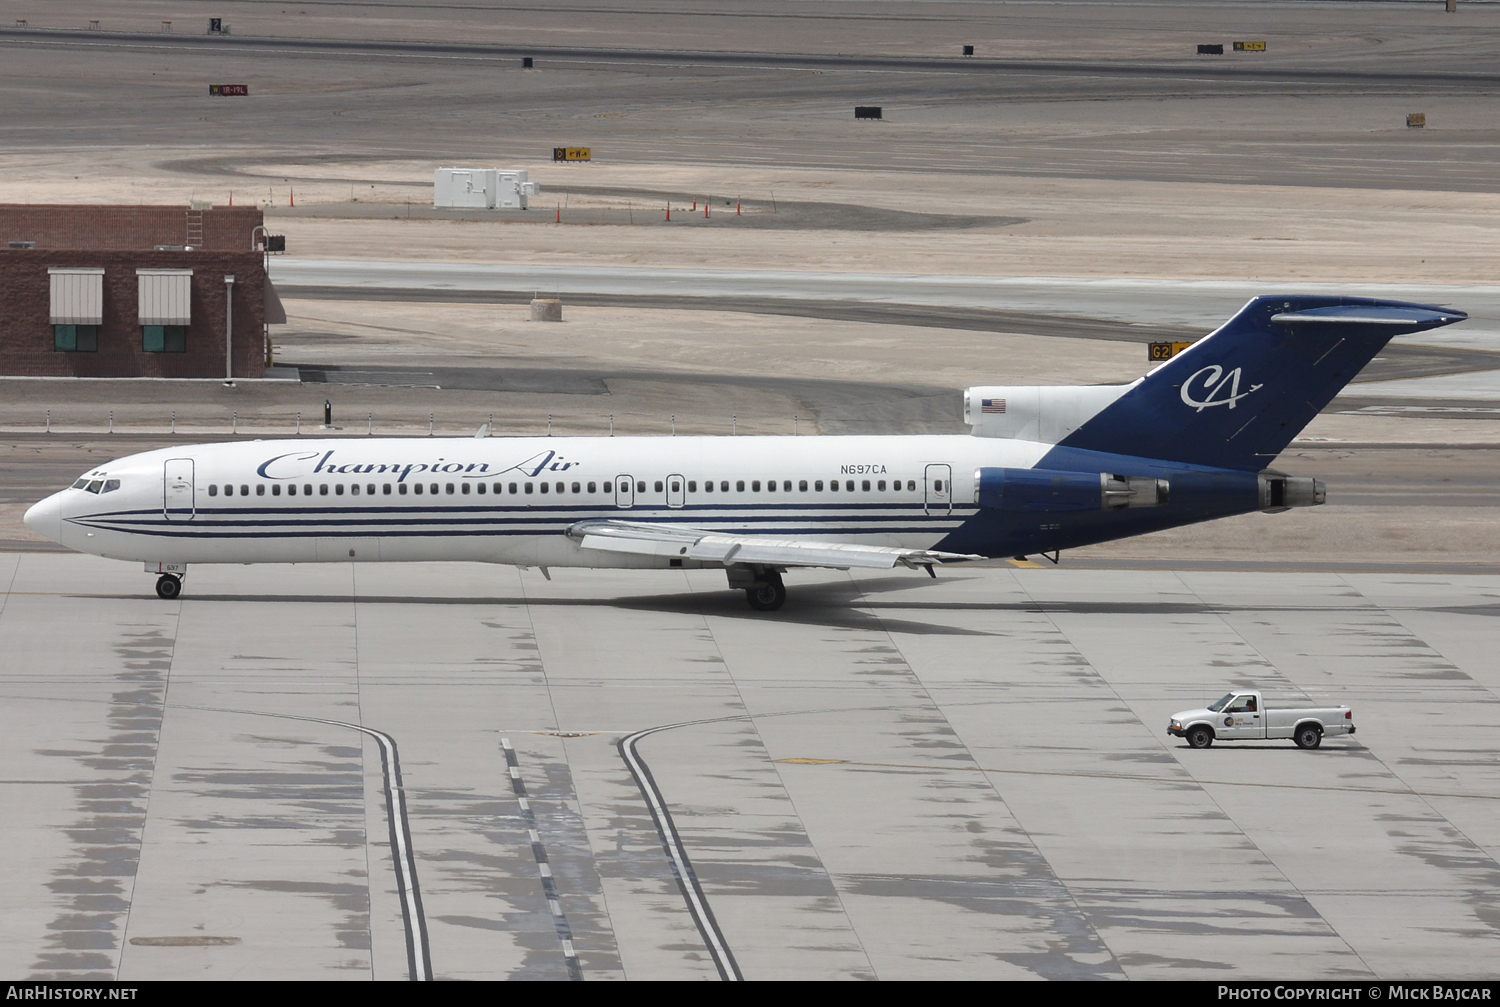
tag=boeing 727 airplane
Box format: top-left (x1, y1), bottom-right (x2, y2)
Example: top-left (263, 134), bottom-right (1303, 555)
top-left (23, 296), bottom-right (1465, 610)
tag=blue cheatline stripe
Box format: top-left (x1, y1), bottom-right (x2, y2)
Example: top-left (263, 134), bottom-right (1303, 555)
top-left (82, 500), bottom-right (938, 520)
top-left (65, 523), bottom-right (968, 542)
top-left (71, 505), bottom-right (974, 531)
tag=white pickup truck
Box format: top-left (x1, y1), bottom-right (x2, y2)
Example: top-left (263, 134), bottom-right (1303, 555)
top-left (1168, 690), bottom-right (1355, 749)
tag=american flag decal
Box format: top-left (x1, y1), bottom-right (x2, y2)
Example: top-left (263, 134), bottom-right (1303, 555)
top-left (981, 398), bottom-right (1006, 414)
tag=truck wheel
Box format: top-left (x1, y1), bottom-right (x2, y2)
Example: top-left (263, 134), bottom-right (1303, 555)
top-left (1185, 726), bottom-right (1213, 749)
top-left (1294, 724), bottom-right (1322, 750)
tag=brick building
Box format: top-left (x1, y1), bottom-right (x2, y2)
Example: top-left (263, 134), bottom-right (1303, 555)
top-left (0, 205), bottom-right (283, 379)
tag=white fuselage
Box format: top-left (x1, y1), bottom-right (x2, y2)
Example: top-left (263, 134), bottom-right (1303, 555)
top-left (28, 434), bottom-right (1050, 569)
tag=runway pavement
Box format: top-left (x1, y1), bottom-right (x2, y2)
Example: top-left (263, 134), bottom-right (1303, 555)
top-left (2, 554), bottom-right (1497, 980)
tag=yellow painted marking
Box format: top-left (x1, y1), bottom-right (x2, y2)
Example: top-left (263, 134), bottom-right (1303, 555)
top-left (1007, 559), bottom-right (1043, 569)
top-left (775, 758), bottom-right (847, 765)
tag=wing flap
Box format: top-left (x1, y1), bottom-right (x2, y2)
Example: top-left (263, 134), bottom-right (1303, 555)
top-left (569, 519), bottom-right (981, 570)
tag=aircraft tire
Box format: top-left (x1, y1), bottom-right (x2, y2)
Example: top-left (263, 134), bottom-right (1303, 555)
top-left (155, 575), bottom-right (182, 600)
top-left (1293, 724), bottom-right (1322, 750)
top-left (1185, 726), bottom-right (1213, 749)
top-left (745, 575), bottom-right (787, 612)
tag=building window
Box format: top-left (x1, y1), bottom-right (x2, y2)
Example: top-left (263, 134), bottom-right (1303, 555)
top-left (54, 325), bottom-right (98, 352)
top-left (142, 325), bottom-right (187, 353)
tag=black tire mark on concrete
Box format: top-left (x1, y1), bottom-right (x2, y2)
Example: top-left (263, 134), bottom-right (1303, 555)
top-left (169, 704), bottom-right (432, 981)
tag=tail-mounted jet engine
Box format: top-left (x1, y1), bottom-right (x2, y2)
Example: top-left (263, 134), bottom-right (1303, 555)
top-left (1259, 472), bottom-right (1325, 512)
top-left (974, 468), bottom-right (1169, 513)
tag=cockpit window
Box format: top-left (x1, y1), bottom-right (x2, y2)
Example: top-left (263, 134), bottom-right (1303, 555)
top-left (72, 478), bottom-right (89, 489)
top-left (85, 480), bottom-right (104, 494)
top-left (102, 479), bottom-right (121, 493)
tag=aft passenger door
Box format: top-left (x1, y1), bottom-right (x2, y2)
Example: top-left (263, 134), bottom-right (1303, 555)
top-left (924, 464), bottom-right (952, 516)
top-left (163, 458), bottom-right (195, 522)
top-left (614, 475), bottom-right (634, 509)
top-left (666, 473), bottom-right (685, 509)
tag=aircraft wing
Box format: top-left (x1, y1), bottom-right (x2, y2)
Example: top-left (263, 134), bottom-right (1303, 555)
top-left (566, 519), bottom-right (983, 570)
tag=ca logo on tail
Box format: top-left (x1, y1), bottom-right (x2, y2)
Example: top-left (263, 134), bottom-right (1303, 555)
top-left (1181, 365), bottom-right (1263, 412)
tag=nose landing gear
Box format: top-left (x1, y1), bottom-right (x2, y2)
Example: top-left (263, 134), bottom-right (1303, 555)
top-left (155, 574), bottom-right (182, 600)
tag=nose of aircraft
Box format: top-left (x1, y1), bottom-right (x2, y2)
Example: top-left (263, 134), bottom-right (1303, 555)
top-left (23, 492), bottom-right (63, 544)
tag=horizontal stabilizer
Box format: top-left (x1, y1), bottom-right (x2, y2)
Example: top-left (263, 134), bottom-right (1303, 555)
top-left (567, 519), bottom-right (982, 570)
top-left (1270, 304), bottom-right (1464, 329)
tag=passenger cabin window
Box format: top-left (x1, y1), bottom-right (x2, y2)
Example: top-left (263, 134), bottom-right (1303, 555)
top-left (636, 481), bottom-right (646, 493)
top-left (447, 483), bottom-right (455, 494)
top-left (703, 481), bottom-right (713, 493)
top-left (736, 481), bottom-right (745, 492)
top-left (557, 482), bottom-right (565, 494)
top-left (719, 481), bottom-right (729, 492)
top-left (829, 480), bottom-right (838, 492)
top-left (752, 481), bottom-right (760, 492)
top-left (588, 482), bottom-right (597, 493)
top-left (320, 484), bottom-right (329, 495)
top-left (256, 484), bottom-right (265, 496)
top-left (540, 482), bottom-right (548, 494)
top-left (862, 480), bottom-right (870, 491)
top-left (461, 483), bottom-right (470, 494)
top-left (654, 480), bottom-right (663, 493)
top-left (934, 480), bottom-right (944, 491)
top-left (335, 484), bottom-right (345, 495)
top-left (525, 483), bottom-right (533, 494)
top-left (399, 484), bottom-right (408, 495)
top-left (476, 483), bottom-right (485, 495)
top-left (509, 483), bottom-right (518, 494)
top-left (272, 484), bottom-right (281, 496)
top-left (208, 485), bottom-right (218, 497)
top-left (686, 481), bottom-right (695, 493)
top-left (572, 482), bottom-right (581, 493)
top-left (368, 484), bottom-right (375, 495)
top-left (351, 484), bottom-right (360, 495)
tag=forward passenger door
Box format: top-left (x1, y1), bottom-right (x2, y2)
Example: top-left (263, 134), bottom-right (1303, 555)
top-left (614, 475), bottom-right (634, 509)
top-left (163, 459), bottom-right (195, 522)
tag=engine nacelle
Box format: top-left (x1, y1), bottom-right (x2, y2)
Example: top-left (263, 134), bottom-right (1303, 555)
top-left (1259, 473), bottom-right (1325, 512)
top-left (964, 384), bottom-right (1134, 442)
top-left (975, 467), bottom-right (1169, 513)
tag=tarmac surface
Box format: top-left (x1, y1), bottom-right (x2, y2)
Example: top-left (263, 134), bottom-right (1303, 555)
top-left (2, 0), bottom-right (1499, 982)
top-left (2, 554), bottom-right (1497, 980)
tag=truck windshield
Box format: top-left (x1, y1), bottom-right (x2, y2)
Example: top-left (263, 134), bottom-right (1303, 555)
top-left (1207, 693), bottom-right (1235, 712)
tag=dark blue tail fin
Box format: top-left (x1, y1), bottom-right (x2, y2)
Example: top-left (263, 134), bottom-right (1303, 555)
top-left (1056, 295), bottom-right (1466, 471)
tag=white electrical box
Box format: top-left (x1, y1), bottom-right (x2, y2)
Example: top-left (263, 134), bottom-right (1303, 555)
top-left (434, 168), bottom-right (539, 209)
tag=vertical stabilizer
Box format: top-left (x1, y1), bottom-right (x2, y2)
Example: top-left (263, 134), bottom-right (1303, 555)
top-left (1054, 296), bottom-right (1466, 471)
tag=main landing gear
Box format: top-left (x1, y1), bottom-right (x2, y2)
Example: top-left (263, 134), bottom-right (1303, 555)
top-left (745, 571), bottom-right (787, 612)
top-left (728, 565), bottom-right (787, 612)
top-left (155, 574), bottom-right (183, 600)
